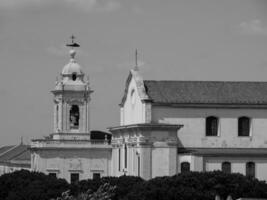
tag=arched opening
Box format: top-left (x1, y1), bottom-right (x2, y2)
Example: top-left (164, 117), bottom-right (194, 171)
top-left (72, 73), bottom-right (77, 81)
top-left (238, 116), bottom-right (250, 136)
top-left (246, 162), bottom-right (255, 178)
top-left (222, 161), bottom-right (231, 173)
top-left (181, 162), bottom-right (190, 173)
top-left (206, 116), bottom-right (218, 136)
top-left (70, 105), bottom-right (79, 129)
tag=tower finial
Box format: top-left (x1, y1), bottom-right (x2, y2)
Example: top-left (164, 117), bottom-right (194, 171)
top-left (134, 49), bottom-right (139, 71)
top-left (66, 35), bottom-right (80, 48)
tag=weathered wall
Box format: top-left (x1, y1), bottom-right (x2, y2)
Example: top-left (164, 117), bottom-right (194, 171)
top-left (32, 149), bottom-right (111, 182)
top-left (152, 106), bottom-right (267, 148)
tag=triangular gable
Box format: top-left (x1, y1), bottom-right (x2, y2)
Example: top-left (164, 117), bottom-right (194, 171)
top-left (119, 69), bottom-right (150, 107)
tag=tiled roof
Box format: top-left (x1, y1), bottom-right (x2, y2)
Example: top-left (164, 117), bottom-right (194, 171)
top-left (0, 145), bottom-right (14, 155)
top-left (0, 144), bottom-right (30, 163)
top-left (144, 80), bottom-right (267, 105)
top-left (179, 148), bottom-right (267, 156)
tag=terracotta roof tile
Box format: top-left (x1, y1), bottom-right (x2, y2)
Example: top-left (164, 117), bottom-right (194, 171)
top-left (144, 80), bottom-right (267, 105)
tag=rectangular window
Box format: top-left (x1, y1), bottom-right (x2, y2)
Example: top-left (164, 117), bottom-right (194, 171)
top-left (70, 173), bottom-right (79, 184)
top-left (206, 116), bottom-right (218, 136)
top-left (48, 173), bottom-right (57, 178)
top-left (93, 173), bottom-right (101, 180)
top-left (238, 117), bottom-right (250, 136)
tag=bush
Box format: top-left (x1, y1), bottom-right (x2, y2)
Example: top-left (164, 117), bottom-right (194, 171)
top-left (124, 171), bottom-right (267, 200)
top-left (0, 170), bottom-right (69, 200)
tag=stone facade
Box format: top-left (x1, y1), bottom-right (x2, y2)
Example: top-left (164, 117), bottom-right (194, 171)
top-left (109, 67), bottom-right (267, 181)
top-left (30, 49), bottom-right (112, 183)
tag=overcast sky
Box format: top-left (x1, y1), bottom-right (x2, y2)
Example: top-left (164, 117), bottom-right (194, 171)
top-left (0, 0), bottom-right (267, 146)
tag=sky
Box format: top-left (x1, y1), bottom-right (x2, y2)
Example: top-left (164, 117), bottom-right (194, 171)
top-left (0, 0), bottom-right (267, 146)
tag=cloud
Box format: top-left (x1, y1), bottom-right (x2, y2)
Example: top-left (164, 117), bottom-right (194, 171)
top-left (0, 0), bottom-right (121, 12)
top-left (239, 19), bottom-right (267, 36)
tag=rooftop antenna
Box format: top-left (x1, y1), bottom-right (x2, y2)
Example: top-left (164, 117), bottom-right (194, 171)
top-left (134, 49), bottom-right (139, 71)
top-left (20, 136), bottom-right (23, 145)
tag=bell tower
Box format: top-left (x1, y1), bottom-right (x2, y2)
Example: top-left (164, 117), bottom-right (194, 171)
top-left (51, 37), bottom-right (93, 139)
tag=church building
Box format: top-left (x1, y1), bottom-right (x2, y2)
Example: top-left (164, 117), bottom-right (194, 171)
top-left (109, 66), bottom-right (267, 180)
top-left (8, 39), bottom-right (267, 183)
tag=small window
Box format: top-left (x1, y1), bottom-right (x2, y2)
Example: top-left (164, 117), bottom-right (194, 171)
top-left (70, 173), bottom-right (79, 184)
top-left (72, 73), bottom-right (77, 81)
top-left (181, 162), bottom-right (190, 173)
top-left (206, 116), bottom-right (218, 136)
top-left (93, 173), bottom-right (101, 180)
top-left (49, 173), bottom-right (57, 178)
top-left (238, 117), bottom-right (250, 136)
top-left (222, 162), bottom-right (231, 173)
top-left (246, 162), bottom-right (255, 178)
top-left (70, 105), bottom-right (79, 129)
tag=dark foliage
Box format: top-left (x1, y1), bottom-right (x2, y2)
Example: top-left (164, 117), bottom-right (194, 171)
top-left (0, 170), bottom-right (69, 200)
top-left (124, 171), bottom-right (267, 200)
top-left (1, 170), bottom-right (267, 200)
top-left (71, 175), bottom-right (144, 200)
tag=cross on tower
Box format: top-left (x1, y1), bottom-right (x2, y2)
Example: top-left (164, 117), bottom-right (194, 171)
top-left (66, 35), bottom-right (80, 48)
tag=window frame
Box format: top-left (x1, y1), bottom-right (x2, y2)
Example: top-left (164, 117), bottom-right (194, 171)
top-left (221, 161), bottom-right (231, 174)
top-left (246, 161), bottom-right (255, 178)
top-left (238, 116), bottom-right (251, 137)
top-left (206, 116), bottom-right (219, 136)
top-left (70, 173), bottom-right (79, 184)
top-left (181, 162), bottom-right (190, 173)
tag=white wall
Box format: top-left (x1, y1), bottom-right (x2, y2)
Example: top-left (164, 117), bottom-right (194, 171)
top-left (33, 149), bottom-right (111, 182)
top-left (152, 106), bottom-right (267, 148)
top-left (121, 78), bottom-right (146, 125)
top-left (204, 157), bottom-right (267, 181)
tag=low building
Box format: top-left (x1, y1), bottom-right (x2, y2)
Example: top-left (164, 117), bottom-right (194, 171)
top-left (0, 143), bottom-right (31, 175)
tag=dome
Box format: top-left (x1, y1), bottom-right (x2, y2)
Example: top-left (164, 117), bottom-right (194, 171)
top-left (62, 60), bottom-right (84, 75)
top-left (61, 49), bottom-right (84, 75)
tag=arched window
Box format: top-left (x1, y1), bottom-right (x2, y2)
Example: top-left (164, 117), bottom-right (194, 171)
top-left (72, 73), bottom-right (77, 81)
top-left (222, 162), bottom-right (231, 173)
top-left (246, 162), bottom-right (255, 178)
top-left (181, 162), bottom-right (190, 173)
top-left (70, 105), bottom-right (79, 129)
top-left (238, 117), bottom-right (250, 136)
top-left (206, 116), bottom-right (218, 136)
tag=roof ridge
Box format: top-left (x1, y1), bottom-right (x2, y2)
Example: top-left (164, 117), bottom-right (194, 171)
top-left (0, 145), bottom-right (18, 158)
top-left (144, 80), bottom-right (267, 83)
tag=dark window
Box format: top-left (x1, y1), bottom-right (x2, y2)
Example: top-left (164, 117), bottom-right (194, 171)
top-left (246, 162), bottom-right (255, 178)
top-left (181, 162), bottom-right (190, 173)
top-left (70, 173), bottom-right (79, 184)
top-left (72, 73), bottom-right (77, 81)
top-left (118, 148), bottom-right (121, 171)
top-left (206, 116), bottom-right (218, 136)
top-left (222, 162), bottom-right (231, 173)
top-left (238, 117), bottom-right (250, 136)
top-left (125, 144), bottom-right (127, 169)
top-left (70, 105), bottom-right (79, 129)
top-left (93, 173), bottom-right (101, 180)
top-left (49, 173), bottom-right (57, 178)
